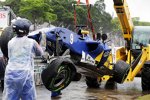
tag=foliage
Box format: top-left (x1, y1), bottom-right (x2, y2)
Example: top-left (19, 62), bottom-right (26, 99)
top-left (3, 0), bottom-right (116, 34)
top-left (110, 16), bottom-right (150, 45)
top-left (90, 0), bottom-right (113, 34)
top-left (4, 0), bottom-right (150, 34)
top-left (49, 0), bottom-right (75, 29)
top-left (112, 17), bottom-right (150, 35)
top-left (111, 17), bottom-right (121, 33)
top-left (3, 0), bottom-right (113, 33)
top-left (132, 17), bottom-right (150, 26)
top-left (110, 17), bottom-right (122, 41)
top-left (19, 0), bottom-right (57, 25)
top-left (5, 0), bottom-right (21, 15)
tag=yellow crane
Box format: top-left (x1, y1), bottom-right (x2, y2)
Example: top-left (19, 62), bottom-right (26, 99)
top-left (113, 0), bottom-right (150, 91)
top-left (113, 0), bottom-right (133, 50)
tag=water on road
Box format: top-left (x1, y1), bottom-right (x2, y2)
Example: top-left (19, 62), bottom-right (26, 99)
top-left (0, 77), bottom-right (149, 100)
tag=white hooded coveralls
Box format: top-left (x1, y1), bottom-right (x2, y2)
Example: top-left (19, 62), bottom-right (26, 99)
top-left (3, 36), bottom-right (43, 100)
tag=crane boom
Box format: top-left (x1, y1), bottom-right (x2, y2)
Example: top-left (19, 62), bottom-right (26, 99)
top-left (113, 0), bottom-right (133, 42)
top-left (76, 0), bottom-right (96, 40)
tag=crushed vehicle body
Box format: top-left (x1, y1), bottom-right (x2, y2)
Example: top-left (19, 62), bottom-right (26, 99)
top-left (0, 26), bottom-right (130, 92)
top-left (27, 27), bottom-right (129, 91)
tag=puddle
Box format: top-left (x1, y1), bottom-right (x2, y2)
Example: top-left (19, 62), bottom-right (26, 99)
top-left (0, 77), bottom-right (149, 100)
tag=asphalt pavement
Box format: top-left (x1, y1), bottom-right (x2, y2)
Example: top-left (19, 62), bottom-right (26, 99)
top-left (0, 77), bottom-right (150, 100)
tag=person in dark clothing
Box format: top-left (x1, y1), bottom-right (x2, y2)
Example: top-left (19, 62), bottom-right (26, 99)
top-left (0, 56), bottom-right (7, 91)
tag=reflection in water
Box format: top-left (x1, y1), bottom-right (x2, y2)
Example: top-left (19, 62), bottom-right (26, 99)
top-left (104, 78), bottom-right (117, 90)
top-left (0, 77), bottom-right (147, 100)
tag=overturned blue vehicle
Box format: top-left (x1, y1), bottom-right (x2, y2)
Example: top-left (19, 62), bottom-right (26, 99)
top-left (28, 27), bottom-right (129, 91)
top-left (0, 26), bottom-right (130, 92)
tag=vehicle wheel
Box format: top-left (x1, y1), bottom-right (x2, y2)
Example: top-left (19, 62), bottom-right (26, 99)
top-left (72, 72), bottom-right (82, 81)
top-left (0, 26), bottom-right (14, 58)
top-left (1, 80), bottom-right (4, 91)
top-left (113, 60), bottom-right (130, 83)
top-left (113, 0), bottom-right (123, 5)
top-left (85, 77), bottom-right (101, 88)
top-left (141, 64), bottom-right (150, 91)
top-left (41, 60), bottom-right (73, 91)
top-left (105, 78), bottom-right (117, 89)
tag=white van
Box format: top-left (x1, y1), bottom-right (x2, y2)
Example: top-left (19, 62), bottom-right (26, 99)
top-left (0, 6), bottom-right (16, 35)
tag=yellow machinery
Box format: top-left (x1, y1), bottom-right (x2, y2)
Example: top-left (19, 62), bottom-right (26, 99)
top-left (113, 0), bottom-right (150, 91)
top-left (73, 0), bottom-right (150, 91)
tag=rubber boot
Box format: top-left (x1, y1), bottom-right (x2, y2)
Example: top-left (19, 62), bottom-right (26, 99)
top-left (51, 91), bottom-right (62, 98)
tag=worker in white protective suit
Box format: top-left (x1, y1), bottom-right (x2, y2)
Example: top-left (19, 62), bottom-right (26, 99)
top-left (2, 18), bottom-right (43, 100)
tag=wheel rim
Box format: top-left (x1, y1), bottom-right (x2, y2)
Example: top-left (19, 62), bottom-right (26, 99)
top-left (49, 65), bottom-right (71, 91)
top-left (54, 69), bottom-right (68, 87)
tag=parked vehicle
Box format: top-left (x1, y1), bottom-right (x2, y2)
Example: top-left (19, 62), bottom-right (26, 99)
top-left (0, 6), bottom-right (16, 36)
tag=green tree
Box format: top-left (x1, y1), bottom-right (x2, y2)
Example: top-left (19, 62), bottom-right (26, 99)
top-left (3, 0), bottom-right (114, 34)
top-left (50, 0), bottom-right (75, 29)
top-left (19, 0), bottom-right (57, 26)
top-left (51, 0), bottom-right (113, 33)
top-left (91, 0), bottom-right (113, 34)
top-left (111, 17), bottom-right (121, 33)
top-left (132, 17), bottom-right (140, 26)
top-left (75, 6), bottom-right (87, 26)
top-left (132, 17), bottom-right (150, 26)
top-left (5, 0), bottom-right (21, 15)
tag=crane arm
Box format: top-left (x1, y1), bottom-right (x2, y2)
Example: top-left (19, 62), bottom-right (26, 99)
top-left (113, 0), bottom-right (134, 41)
top-left (76, 0), bottom-right (96, 40)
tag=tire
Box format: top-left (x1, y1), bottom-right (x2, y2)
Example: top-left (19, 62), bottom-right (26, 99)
top-left (113, 60), bottom-right (130, 83)
top-left (85, 76), bottom-right (101, 88)
top-left (113, 0), bottom-right (123, 5)
top-left (41, 58), bottom-right (74, 91)
top-left (141, 64), bottom-right (150, 91)
top-left (105, 78), bottom-right (117, 89)
top-left (72, 72), bottom-right (82, 81)
top-left (0, 26), bottom-right (14, 58)
top-left (1, 80), bottom-right (4, 91)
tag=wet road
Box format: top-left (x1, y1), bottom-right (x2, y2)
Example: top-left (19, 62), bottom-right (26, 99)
top-left (0, 77), bottom-right (149, 100)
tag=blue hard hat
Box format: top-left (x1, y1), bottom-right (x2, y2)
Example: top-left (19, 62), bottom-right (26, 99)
top-left (12, 18), bottom-right (32, 34)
